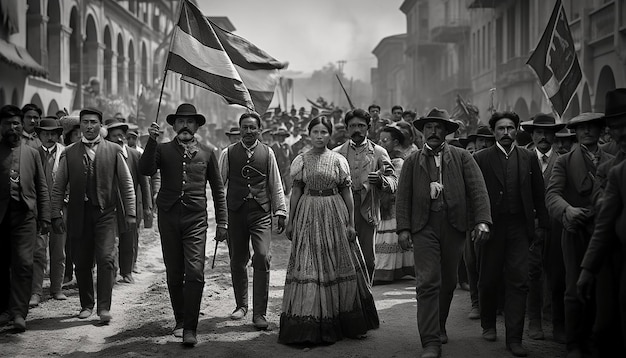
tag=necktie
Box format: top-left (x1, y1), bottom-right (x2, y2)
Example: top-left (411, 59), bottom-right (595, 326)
top-left (542, 154), bottom-right (548, 164)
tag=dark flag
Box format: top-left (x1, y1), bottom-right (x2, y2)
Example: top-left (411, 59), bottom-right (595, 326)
top-left (527, 0), bottom-right (581, 118)
top-left (166, 0), bottom-right (287, 114)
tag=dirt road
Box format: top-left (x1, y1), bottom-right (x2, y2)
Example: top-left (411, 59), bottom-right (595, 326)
top-left (0, 217), bottom-right (566, 358)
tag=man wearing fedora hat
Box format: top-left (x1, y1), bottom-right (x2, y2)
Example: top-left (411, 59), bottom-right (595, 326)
top-left (519, 113), bottom-right (565, 341)
top-left (140, 103), bottom-right (228, 346)
top-left (578, 88), bottom-right (626, 356)
top-left (218, 111), bottom-right (286, 331)
top-left (51, 107), bottom-right (135, 326)
top-left (473, 111), bottom-right (549, 356)
top-left (225, 126), bottom-right (241, 145)
top-left (0, 105), bottom-right (51, 331)
top-left (30, 116), bottom-right (67, 309)
top-left (271, 124), bottom-right (292, 196)
top-left (105, 119), bottom-right (152, 285)
top-left (396, 107), bottom-right (491, 358)
top-left (545, 112), bottom-right (614, 357)
top-left (554, 128), bottom-right (577, 155)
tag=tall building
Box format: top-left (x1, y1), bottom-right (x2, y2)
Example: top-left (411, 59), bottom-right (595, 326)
top-left (371, 34), bottom-right (407, 114)
top-left (396, 0), bottom-right (626, 123)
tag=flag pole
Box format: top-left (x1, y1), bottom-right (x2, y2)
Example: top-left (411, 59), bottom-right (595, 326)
top-left (336, 74), bottom-right (355, 110)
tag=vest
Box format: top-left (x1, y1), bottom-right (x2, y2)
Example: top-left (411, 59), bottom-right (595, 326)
top-left (497, 148), bottom-right (523, 214)
top-left (227, 142), bottom-right (270, 212)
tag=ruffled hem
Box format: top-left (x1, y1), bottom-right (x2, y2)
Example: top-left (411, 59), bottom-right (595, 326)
top-left (278, 309), bottom-right (372, 345)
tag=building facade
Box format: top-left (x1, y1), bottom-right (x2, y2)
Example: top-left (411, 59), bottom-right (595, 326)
top-left (371, 34), bottom-right (408, 114)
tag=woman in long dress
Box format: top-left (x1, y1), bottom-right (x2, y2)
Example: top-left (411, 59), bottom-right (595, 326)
top-left (373, 124), bottom-right (415, 283)
top-left (279, 116), bottom-right (379, 345)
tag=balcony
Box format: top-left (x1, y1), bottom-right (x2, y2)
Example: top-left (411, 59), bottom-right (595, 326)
top-left (495, 56), bottom-right (535, 86)
top-left (589, 1), bottom-right (615, 45)
top-left (430, 18), bottom-right (470, 43)
top-left (467, 0), bottom-right (496, 9)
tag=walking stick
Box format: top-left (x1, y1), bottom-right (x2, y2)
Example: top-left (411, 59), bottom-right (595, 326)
top-left (211, 239), bottom-right (219, 269)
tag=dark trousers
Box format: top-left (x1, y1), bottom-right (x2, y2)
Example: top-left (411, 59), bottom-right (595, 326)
top-left (413, 210), bottom-right (466, 348)
top-left (353, 191), bottom-right (376, 281)
top-left (527, 235), bottom-right (544, 323)
top-left (227, 200), bottom-right (272, 316)
top-left (544, 221), bottom-right (565, 332)
top-left (118, 223), bottom-right (138, 276)
top-left (0, 200), bottom-right (36, 318)
top-left (72, 204), bottom-right (116, 314)
top-left (158, 202), bottom-right (207, 331)
top-left (477, 214), bottom-right (529, 344)
top-left (32, 230), bottom-right (66, 296)
top-left (464, 232), bottom-right (480, 309)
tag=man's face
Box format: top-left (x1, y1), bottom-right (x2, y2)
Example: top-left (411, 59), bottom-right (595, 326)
top-left (126, 134), bottom-right (137, 147)
top-left (554, 137), bottom-right (574, 154)
top-left (475, 136), bottom-right (495, 150)
top-left (240, 117), bottom-right (260, 146)
top-left (465, 141), bottom-right (476, 154)
top-left (392, 109), bottom-right (403, 122)
top-left (23, 109), bottom-right (40, 134)
top-left (346, 117), bottom-right (369, 144)
top-left (39, 130), bottom-right (61, 148)
top-left (80, 114), bottom-right (101, 140)
top-left (369, 108), bottom-right (380, 120)
top-left (107, 128), bottom-right (126, 146)
top-left (173, 117), bottom-right (199, 142)
top-left (608, 119), bottom-right (626, 153)
top-left (0, 116), bottom-right (23, 145)
top-left (422, 121), bottom-right (446, 148)
top-left (574, 122), bottom-right (602, 147)
top-left (493, 118), bottom-right (517, 148)
top-left (531, 128), bottom-right (556, 154)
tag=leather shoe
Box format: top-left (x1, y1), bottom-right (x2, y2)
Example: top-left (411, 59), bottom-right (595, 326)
top-left (421, 345), bottom-right (441, 358)
top-left (13, 315), bottom-right (26, 332)
top-left (468, 307), bottom-right (480, 320)
top-left (230, 307), bottom-right (247, 320)
top-left (528, 320), bottom-right (544, 340)
top-left (78, 308), bottom-right (93, 319)
top-left (440, 329), bottom-right (448, 344)
top-left (182, 330), bottom-right (197, 346)
top-left (0, 311), bottom-right (11, 326)
top-left (29, 294), bottom-right (40, 308)
top-left (172, 322), bottom-right (184, 338)
top-left (482, 328), bottom-right (497, 341)
top-left (120, 274), bottom-right (135, 284)
top-left (99, 310), bottom-right (112, 324)
top-left (506, 342), bottom-right (528, 357)
top-left (253, 314), bottom-right (269, 330)
top-left (51, 292), bottom-right (67, 300)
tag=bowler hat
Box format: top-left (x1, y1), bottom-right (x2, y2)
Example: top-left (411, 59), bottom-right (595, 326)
top-left (80, 107), bottom-right (103, 122)
top-left (521, 113), bottom-right (565, 132)
top-left (413, 108), bottom-right (459, 134)
top-left (166, 103), bottom-right (206, 126)
top-left (104, 118), bottom-right (129, 132)
top-left (566, 112), bottom-right (605, 129)
top-left (35, 116), bottom-right (63, 133)
top-left (225, 126), bottom-right (240, 136)
top-left (603, 88), bottom-right (626, 128)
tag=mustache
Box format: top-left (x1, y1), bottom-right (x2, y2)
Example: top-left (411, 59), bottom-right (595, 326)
top-left (501, 135), bottom-right (513, 140)
top-left (177, 127), bottom-right (193, 135)
top-left (351, 132), bottom-right (364, 138)
top-left (428, 135), bottom-right (440, 140)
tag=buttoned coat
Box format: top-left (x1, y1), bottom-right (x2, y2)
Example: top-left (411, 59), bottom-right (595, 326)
top-left (473, 145), bottom-right (549, 237)
top-left (396, 144), bottom-right (492, 234)
top-left (333, 139), bottom-right (397, 226)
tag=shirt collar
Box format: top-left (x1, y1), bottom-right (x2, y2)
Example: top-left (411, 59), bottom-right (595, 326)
top-left (349, 139), bottom-right (368, 148)
top-left (496, 141), bottom-right (516, 157)
top-left (82, 135), bottom-right (102, 145)
top-left (241, 139), bottom-right (259, 152)
top-left (535, 147), bottom-right (553, 159)
top-left (424, 142), bottom-right (445, 154)
top-left (42, 144), bottom-right (57, 153)
top-left (22, 131), bottom-right (36, 140)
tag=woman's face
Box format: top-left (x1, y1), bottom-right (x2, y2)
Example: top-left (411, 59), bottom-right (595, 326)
top-left (309, 123), bottom-right (330, 149)
top-left (378, 131), bottom-right (397, 153)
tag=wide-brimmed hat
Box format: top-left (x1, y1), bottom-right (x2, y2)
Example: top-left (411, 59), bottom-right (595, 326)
top-left (521, 113), bottom-right (566, 132)
top-left (35, 116), bottom-right (63, 133)
top-left (80, 107), bottom-right (103, 122)
top-left (555, 127), bottom-right (577, 139)
top-left (225, 126), bottom-right (240, 136)
top-left (603, 88), bottom-right (626, 128)
top-left (413, 108), bottom-right (459, 134)
top-left (104, 118), bottom-right (129, 132)
top-left (166, 103), bottom-right (206, 126)
top-left (566, 112), bottom-right (605, 129)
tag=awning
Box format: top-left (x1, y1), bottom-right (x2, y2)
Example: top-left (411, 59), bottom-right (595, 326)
top-left (0, 38), bottom-right (47, 77)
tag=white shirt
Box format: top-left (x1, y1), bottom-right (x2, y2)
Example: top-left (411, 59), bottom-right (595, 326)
top-left (535, 147), bottom-right (553, 173)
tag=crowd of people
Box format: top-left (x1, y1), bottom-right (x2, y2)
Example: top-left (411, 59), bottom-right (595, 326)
top-left (1, 88), bottom-right (625, 358)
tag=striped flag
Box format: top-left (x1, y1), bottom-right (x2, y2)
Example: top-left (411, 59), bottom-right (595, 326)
top-left (167, 0), bottom-right (287, 114)
top-left (527, 0), bottom-right (581, 118)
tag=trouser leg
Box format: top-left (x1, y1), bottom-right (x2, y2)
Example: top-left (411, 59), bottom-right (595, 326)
top-left (181, 207), bottom-right (207, 331)
top-left (31, 233), bottom-right (48, 296)
top-left (228, 205), bottom-right (251, 310)
top-left (93, 208), bottom-right (116, 314)
top-left (48, 230), bottom-right (66, 295)
top-left (464, 234), bottom-right (480, 309)
top-left (248, 204), bottom-right (272, 317)
top-left (8, 204), bottom-right (37, 319)
top-left (158, 203), bottom-right (184, 324)
top-left (354, 210), bottom-right (376, 281)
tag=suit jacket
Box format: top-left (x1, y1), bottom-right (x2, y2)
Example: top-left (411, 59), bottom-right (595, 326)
top-left (474, 145), bottom-right (548, 237)
top-left (36, 142), bottom-right (64, 184)
top-left (545, 145), bottom-right (614, 227)
top-left (116, 145), bottom-right (151, 232)
top-left (591, 151), bottom-right (625, 210)
top-left (396, 144), bottom-right (492, 234)
top-left (51, 139), bottom-right (135, 239)
top-left (0, 142), bottom-right (50, 222)
top-left (333, 139), bottom-right (397, 225)
top-left (581, 159), bottom-right (626, 273)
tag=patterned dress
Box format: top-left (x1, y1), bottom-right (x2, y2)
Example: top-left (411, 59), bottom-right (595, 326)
top-left (279, 149), bottom-right (379, 344)
top-left (373, 149), bottom-right (415, 282)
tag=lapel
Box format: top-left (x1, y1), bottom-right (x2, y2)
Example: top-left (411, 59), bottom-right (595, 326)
top-left (418, 149), bottom-right (428, 174)
top-left (570, 146), bottom-right (593, 194)
top-left (19, 143), bottom-right (30, 182)
top-left (487, 146), bottom-right (505, 187)
top-left (518, 147), bottom-right (530, 185)
top-left (337, 141), bottom-right (349, 157)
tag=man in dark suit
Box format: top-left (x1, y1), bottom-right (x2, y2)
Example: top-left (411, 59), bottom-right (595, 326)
top-left (105, 119), bottom-right (151, 284)
top-left (0, 105), bottom-right (50, 332)
top-left (545, 112), bottom-right (613, 358)
top-left (396, 108), bottom-right (492, 358)
top-left (519, 113), bottom-right (565, 342)
top-left (51, 108), bottom-right (135, 326)
top-left (473, 111), bottom-right (549, 357)
top-left (140, 103), bottom-right (228, 346)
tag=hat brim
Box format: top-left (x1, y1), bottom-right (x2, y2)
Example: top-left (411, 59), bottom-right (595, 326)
top-left (520, 122), bottom-right (566, 132)
top-left (602, 111), bottom-right (626, 119)
top-left (35, 126), bottom-right (63, 133)
top-left (413, 118), bottom-right (459, 134)
top-left (566, 117), bottom-right (605, 129)
top-left (555, 132), bottom-right (577, 138)
top-left (166, 113), bottom-right (206, 126)
top-left (106, 123), bottom-right (129, 132)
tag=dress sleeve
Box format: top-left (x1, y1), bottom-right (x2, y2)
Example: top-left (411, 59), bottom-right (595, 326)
top-left (337, 154), bottom-right (352, 189)
top-left (290, 154), bottom-right (304, 188)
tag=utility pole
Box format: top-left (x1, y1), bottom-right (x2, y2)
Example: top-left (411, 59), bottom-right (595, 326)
top-left (336, 60), bottom-right (346, 106)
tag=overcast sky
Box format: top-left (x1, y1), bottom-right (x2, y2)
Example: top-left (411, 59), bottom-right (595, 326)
top-left (199, 0), bottom-right (406, 82)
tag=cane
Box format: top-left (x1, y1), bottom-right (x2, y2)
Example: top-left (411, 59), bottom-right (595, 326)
top-left (211, 239), bottom-right (219, 269)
